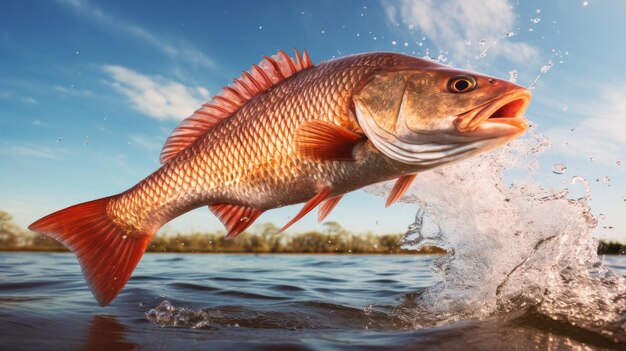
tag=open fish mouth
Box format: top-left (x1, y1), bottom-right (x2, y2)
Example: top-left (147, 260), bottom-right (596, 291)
top-left (454, 89), bottom-right (531, 134)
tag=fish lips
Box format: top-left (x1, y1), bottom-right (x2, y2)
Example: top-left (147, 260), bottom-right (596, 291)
top-left (453, 89), bottom-right (531, 138)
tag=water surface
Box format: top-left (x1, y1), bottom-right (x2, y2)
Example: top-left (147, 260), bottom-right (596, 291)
top-left (1, 253), bottom-right (624, 350)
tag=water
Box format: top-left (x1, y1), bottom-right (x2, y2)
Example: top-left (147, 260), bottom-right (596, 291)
top-left (0, 252), bottom-right (623, 350)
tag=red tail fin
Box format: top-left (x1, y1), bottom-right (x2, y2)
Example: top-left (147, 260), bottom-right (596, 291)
top-left (28, 196), bottom-right (152, 306)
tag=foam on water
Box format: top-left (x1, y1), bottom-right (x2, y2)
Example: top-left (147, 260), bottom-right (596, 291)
top-left (366, 132), bottom-right (626, 340)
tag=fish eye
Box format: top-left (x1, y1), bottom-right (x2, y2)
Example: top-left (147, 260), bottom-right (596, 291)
top-left (448, 75), bottom-right (477, 93)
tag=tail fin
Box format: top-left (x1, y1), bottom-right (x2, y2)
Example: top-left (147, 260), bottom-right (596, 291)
top-left (28, 196), bottom-right (152, 306)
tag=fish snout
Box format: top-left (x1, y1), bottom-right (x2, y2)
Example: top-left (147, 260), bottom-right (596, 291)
top-left (453, 88), bottom-right (531, 135)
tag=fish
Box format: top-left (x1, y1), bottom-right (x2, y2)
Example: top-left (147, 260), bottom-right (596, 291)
top-left (29, 49), bottom-right (531, 306)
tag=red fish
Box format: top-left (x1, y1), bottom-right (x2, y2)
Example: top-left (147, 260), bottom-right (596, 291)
top-left (29, 50), bottom-right (531, 305)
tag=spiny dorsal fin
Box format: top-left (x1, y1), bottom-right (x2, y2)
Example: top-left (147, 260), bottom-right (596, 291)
top-left (386, 174), bottom-right (417, 207)
top-left (209, 203), bottom-right (264, 240)
top-left (160, 48), bottom-right (315, 164)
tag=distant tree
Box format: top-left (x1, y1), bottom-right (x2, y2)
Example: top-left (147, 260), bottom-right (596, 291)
top-left (322, 221), bottom-right (347, 236)
top-left (0, 211), bottom-right (19, 249)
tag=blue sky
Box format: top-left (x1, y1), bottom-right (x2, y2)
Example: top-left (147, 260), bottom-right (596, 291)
top-left (1, 0), bottom-right (624, 241)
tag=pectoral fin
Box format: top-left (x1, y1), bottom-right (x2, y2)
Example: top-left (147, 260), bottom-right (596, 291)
top-left (295, 120), bottom-right (364, 161)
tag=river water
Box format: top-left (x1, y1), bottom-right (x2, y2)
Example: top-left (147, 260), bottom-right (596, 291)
top-left (0, 253), bottom-right (624, 350)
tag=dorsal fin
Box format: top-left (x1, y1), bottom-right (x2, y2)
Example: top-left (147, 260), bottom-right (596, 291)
top-left (160, 49), bottom-right (315, 163)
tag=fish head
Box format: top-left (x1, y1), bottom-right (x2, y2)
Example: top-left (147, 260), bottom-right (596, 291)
top-left (354, 64), bottom-right (531, 168)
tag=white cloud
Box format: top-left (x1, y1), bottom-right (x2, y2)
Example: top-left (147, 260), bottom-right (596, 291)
top-left (546, 86), bottom-right (626, 167)
top-left (54, 85), bottom-right (93, 97)
top-left (31, 119), bottom-right (48, 127)
top-left (129, 134), bottom-right (161, 151)
top-left (382, 0), bottom-right (540, 64)
top-left (58, 0), bottom-right (215, 70)
top-left (21, 97), bottom-right (37, 104)
top-left (102, 65), bottom-right (210, 120)
top-left (0, 144), bottom-right (63, 159)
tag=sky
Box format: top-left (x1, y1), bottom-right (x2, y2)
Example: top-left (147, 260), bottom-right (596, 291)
top-left (0, 0), bottom-right (624, 241)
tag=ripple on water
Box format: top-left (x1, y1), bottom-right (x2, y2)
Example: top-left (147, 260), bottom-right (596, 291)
top-left (146, 300), bottom-right (396, 330)
top-left (170, 282), bottom-right (220, 292)
top-left (270, 284), bottom-right (307, 292)
top-left (215, 290), bottom-right (290, 300)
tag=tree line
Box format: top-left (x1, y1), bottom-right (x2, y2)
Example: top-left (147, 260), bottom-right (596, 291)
top-left (0, 211), bottom-right (443, 254)
top-left (1, 210), bottom-right (623, 254)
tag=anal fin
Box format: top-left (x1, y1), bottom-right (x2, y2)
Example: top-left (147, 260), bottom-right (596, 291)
top-left (279, 187), bottom-right (332, 233)
top-left (318, 195), bottom-right (343, 222)
top-left (209, 203), bottom-right (264, 239)
top-left (386, 174), bottom-right (417, 207)
top-left (295, 120), bottom-right (364, 161)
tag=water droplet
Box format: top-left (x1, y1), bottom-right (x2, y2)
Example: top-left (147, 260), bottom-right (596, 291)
top-left (536, 9), bottom-right (542, 14)
top-left (531, 18), bottom-right (541, 24)
top-left (408, 24), bottom-right (414, 30)
top-left (464, 39), bottom-right (471, 46)
top-left (602, 176), bottom-right (611, 186)
top-left (122, 235), bottom-right (128, 239)
top-left (403, 42), bottom-right (409, 47)
top-left (240, 216), bottom-right (250, 222)
top-left (391, 40), bottom-right (397, 45)
top-left (75, 51), bottom-right (80, 55)
top-left (506, 32), bottom-right (515, 37)
top-left (540, 59), bottom-right (554, 74)
top-left (616, 160), bottom-right (622, 166)
top-left (437, 54), bottom-right (447, 62)
top-left (258, 26), bottom-right (263, 30)
top-left (623, 196), bottom-right (626, 202)
top-left (321, 30), bottom-right (325, 34)
top-left (563, 105), bottom-right (569, 112)
top-left (56, 137), bottom-right (63, 142)
top-left (479, 39), bottom-right (487, 46)
top-left (417, 41), bottom-right (423, 47)
top-left (421, 36), bottom-right (426, 41)
top-left (598, 213), bottom-right (606, 220)
top-left (508, 70), bottom-right (518, 83)
top-left (589, 157), bottom-right (595, 162)
top-left (582, 1), bottom-right (589, 6)
top-left (552, 163), bottom-right (567, 174)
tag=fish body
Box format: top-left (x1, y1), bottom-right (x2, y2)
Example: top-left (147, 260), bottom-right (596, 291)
top-left (30, 50), bottom-right (531, 305)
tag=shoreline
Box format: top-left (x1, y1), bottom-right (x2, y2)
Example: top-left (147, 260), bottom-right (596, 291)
top-left (0, 249), bottom-right (444, 255)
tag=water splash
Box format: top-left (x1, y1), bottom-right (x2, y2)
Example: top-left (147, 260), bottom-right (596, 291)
top-left (365, 133), bottom-right (626, 340)
top-left (552, 162), bottom-right (566, 174)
